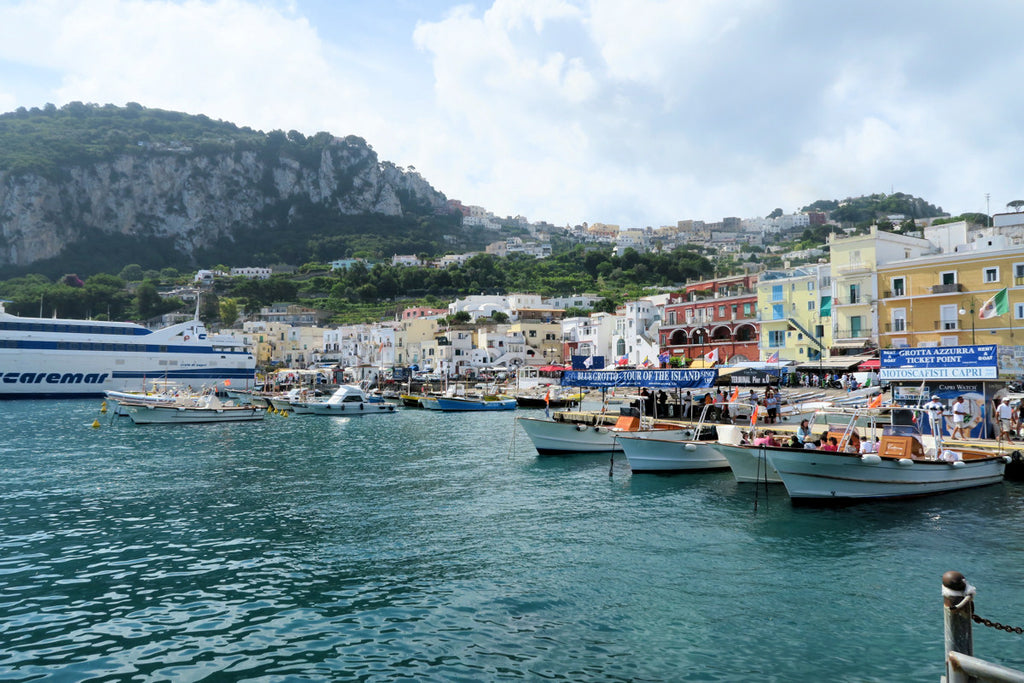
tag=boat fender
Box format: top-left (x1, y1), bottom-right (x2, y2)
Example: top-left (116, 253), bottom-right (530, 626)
top-left (1004, 455), bottom-right (1013, 464)
top-left (576, 424), bottom-right (586, 432)
top-left (594, 427), bottom-right (605, 434)
top-left (951, 460), bottom-right (966, 468)
top-left (1012, 450), bottom-right (1023, 463)
top-left (860, 454), bottom-right (882, 464)
top-left (682, 429), bottom-right (695, 440)
top-left (897, 458), bottom-right (914, 467)
top-left (684, 443), bottom-right (697, 451)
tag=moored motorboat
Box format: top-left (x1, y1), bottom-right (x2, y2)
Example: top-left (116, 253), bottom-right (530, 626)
top-left (122, 393), bottom-right (265, 424)
top-left (617, 428), bottom-right (728, 472)
top-left (765, 409), bottom-right (1008, 501)
top-left (431, 395), bottom-right (517, 411)
top-left (712, 425), bottom-right (783, 483)
top-left (298, 385), bottom-right (397, 416)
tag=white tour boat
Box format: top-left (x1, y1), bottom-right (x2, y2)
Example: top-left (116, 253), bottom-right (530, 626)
top-left (765, 408), bottom-right (1008, 501)
top-left (616, 405), bottom-right (729, 473)
top-left (0, 302), bottom-right (255, 398)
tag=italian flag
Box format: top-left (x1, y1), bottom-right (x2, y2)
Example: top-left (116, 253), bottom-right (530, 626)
top-left (978, 288), bottom-right (1009, 319)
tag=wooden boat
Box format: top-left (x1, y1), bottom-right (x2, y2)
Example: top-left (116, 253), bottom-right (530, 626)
top-left (616, 405), bottom-right (728, 472)
top-left (517, 408), bottom-right (687, 455)
top-left (763, 408), bottom-right (1008, 501)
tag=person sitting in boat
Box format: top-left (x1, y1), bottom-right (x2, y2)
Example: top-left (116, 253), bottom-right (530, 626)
top-left (804, 437), bottom-right (821, 450)
top-left (820, 437), bottom-right (839, 452)
top-left (796, 419), bottom-right (811, 445)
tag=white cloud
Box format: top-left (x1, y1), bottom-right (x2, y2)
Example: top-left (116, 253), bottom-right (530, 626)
top-left (3, 0), bottom-right (1024, 226)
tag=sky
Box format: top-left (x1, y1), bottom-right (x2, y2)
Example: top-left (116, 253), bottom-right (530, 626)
top-left (0, 0), bottom-right (1023, 229)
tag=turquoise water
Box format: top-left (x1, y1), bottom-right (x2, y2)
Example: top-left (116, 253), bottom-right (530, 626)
top-left (1, 400), bottom-right (1024, 681)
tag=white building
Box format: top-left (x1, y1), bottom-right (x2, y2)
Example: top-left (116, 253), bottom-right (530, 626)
top-left (230, 267), bottom-right (272, 279)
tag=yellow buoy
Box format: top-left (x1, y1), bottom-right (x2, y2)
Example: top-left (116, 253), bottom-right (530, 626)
top-left (281, 410), bottom-right (288, 417)
top-left (100, 401), bottom-right (107, 414)
top-left (91, 419), bottom-right (101, 429)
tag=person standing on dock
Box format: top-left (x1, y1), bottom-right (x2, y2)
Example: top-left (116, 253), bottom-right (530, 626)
top-left (924, 395), bottom-right (945, 436)
top-left (996, 397), bottom-right (1015, 441)
top-left (951, 396), bottom-right (969, 440)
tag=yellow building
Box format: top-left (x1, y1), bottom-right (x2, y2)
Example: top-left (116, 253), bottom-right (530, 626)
top-left (877, 241), bottom-right (1024, 350)
top-left (756, 265), bottom-right (832, 363)
top-left (827, 226), bottom-right (934, 353)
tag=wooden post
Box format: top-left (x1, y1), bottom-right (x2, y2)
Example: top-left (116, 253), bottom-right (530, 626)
top-left (943, 570), bottom-right (974, 683)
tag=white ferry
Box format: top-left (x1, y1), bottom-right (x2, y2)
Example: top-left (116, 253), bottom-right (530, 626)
top-left (0, 301), bottom-right (256, 399)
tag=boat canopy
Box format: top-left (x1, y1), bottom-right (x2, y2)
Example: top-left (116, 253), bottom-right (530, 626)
top-left (562, 369), bottom-right (717, 389)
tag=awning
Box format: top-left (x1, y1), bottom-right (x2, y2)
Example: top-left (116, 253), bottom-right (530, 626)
top-left (715, 367), bottom-right (743, 376)
top-left (687, 359), bottom-right (717, 369)
top-left (831, 339), bottom-right (872, 349)
top-left (794, 355), bottom-right (874, 371)
top-left (858, 359), bottom-right (880, 370)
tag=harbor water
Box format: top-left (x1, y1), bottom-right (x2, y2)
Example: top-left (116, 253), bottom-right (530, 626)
top-left (2, 400), bottom-right (1024, 681)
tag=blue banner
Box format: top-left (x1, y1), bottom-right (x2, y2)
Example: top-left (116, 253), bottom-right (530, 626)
top-left (562, 369), bottom-right (717, 389)
top-left (880, 344), bottom-right (998, 380)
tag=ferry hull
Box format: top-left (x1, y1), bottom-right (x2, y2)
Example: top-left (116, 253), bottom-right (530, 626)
top-left (0, 313), bottom-right (255, 399)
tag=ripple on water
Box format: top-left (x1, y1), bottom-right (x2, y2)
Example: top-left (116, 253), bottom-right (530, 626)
top-left (0, 401), bottom-right (1022, 680)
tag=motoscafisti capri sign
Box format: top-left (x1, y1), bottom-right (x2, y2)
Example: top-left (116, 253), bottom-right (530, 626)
top-left (879, 344), bottom-right (997, 380)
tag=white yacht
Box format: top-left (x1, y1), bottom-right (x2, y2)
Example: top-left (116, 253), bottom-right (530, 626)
top-left (0, 302), bottom-right (255, 398)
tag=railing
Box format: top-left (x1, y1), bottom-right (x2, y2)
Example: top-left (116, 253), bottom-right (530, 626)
top-left (935, 321), bottom-right (960, 330)
top-left (882, 290), bottom-right (906, 299)
top-left (942, 571), bottom-right (1024, 683)
top-left (932, 283), bottom-right (965, 294)
top-left (836, 260), bottom-right (872, 275)
top-left (884, 322), bottom-right (907, 332)
top-left (834, 328), bottom-right (873, 338)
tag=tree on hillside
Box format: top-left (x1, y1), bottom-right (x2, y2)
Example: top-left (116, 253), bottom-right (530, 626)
top-left (136, 280), bottom-right (162, 320)
top-left (220, 298), bottom-right (239, 328)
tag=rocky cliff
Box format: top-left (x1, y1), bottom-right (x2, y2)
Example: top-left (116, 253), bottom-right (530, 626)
top-left (0, 132), bottom-right (449, 268)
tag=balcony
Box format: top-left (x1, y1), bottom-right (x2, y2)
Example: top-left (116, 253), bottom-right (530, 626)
top-left (882, 290), bottom-right (906, 299)
top-left (836, 260), bottom-right (872, 275)
top-left (884, 322), bottom-right (907, 333)
top-left (834, 328), bottom-right (874, 339)
top-left (934, 321), bottom-right (960, 331)
top-left (931, 283), bottom-right (964, 294)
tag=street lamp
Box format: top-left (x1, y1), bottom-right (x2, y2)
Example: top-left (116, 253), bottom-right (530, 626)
top-left (958, 301), bottom-right (976, 345)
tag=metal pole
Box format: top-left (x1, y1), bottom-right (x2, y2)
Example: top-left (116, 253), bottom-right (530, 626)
top-left (943, 570), bottom-right (974, 683)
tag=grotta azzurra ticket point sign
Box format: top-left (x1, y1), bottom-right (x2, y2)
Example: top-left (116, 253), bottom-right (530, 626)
top-left (880, 344), bottom-right (998, 380)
